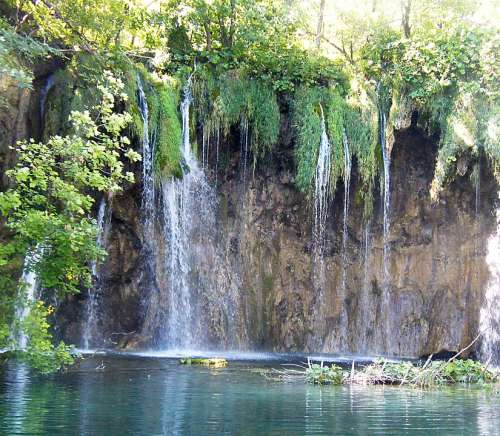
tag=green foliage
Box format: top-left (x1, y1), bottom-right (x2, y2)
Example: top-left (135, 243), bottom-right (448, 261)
top-left (19, 301), bottom-right (74, 374)
top-left (292, 85), bottom-right (377, 215)
top-left (364, 358), bottom-right (496, 387)
top-left (359, 19), bottom-right (499, 197)
top-left (0, 19), bottom-right (57, 106)
top-left (0, 72), bottom-right (139, 372)
top-left (161, 0), bottom-right (348, 92)
top-left (291, 87), bottom-right (324, 194)
top-left (147, 75), bottom-right (183, 178)
top-left (306, 362), bottom-right (344, 385)
top-left (194, 68), bottom-right (280, 159)
top-left (7, 0), bottom-right (150, 52)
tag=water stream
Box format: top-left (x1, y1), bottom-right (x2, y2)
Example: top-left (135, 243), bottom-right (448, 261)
top-left (479, 191), bottom-right (500, 366)
top-left (14, 73), bottom-right (56, 350)
top-left (379, 107), bottom-right (392, 350)
top-left (82, 197), bottom-right (111, 349)
top-left (156, 79), bottom-right (242, 349)
top-left (313, 106), bottom-right (332, 254)
top-left (330, 130), bottom-right (352, 350)
top-left (311, 107), bottom-right (332, 349)
top-left (137, 75), bottom-right (156, 269)
top-left (15, 248), bottom-right (42, 350)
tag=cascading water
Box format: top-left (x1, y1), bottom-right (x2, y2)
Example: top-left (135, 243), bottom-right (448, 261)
top-left (240, 116), bottom-right (249, 187)
top-left (333, 130), bottom-right (352, 350)
top-left (137, 75), bottom-right (156, 261)
top-left (313, 106), bottom-right (332, 253)
top-left (340, 130), bottom-right (352, 295)
top-left (39, 74), bottom-right (55, 125)
top-left (82, 197), bottom-right (111, 349)
top-left (154, 78), bottom-right (243, 349)
top-left (15, 247), bottom-right (43, 349)
top-left (310, 106), bottom-right (332, 349)
top-left (380, 111), bottom-right (391, 286)
top-left (479, 192), bottom-right (500, 366)
top-left (13, 74), bottom-right (56, 350)
top-left (379, 105), bottom-right (392, 351)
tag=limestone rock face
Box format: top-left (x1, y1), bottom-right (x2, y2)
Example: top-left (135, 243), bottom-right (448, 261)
top-left (0, 76), bottom-right (32, 190)
top-left (65, 122), bottom-right (497, 359)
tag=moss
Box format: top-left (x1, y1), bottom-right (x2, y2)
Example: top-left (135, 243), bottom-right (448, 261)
top-left (152, 81), bottom-right (182, 178)
top-left (262, 275), bottom-right (274, 293)
top-left (128, 66), bottom-right (183, 180)
top-left (193, 69), bottom-right (280, 161)
top-left (291, 86), bottom-right (325, 194)
top-left (292, 84), bottom-right (378, 218)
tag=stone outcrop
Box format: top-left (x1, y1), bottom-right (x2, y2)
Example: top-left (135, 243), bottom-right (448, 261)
top-left (58, 117), bottom-right (497, 358)
top-left (5, 71), bottom-right (495, 358)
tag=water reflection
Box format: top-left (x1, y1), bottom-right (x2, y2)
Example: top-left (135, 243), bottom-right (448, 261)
top-left (1, 357), bottom-right (499, 435)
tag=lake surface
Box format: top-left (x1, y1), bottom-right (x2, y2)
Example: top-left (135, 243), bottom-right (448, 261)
top-left (1, 354), bottom-right (499, 435)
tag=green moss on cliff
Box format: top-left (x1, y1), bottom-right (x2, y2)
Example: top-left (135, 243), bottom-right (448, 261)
top-left (292, 85), bottom-right (377, 214)
top-left (150, 80), bottom-right (183, 179)
top-left (194, 69), bottom-right (280, 161)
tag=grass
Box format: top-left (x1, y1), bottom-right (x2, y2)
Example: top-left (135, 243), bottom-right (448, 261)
top-left (263, 357), bottom-right (497, 388)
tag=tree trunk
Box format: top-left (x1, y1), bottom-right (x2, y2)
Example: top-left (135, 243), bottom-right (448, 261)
top-left (401, 0), bottom-right (412, 38)
top-left (315, 0), bottom-right (326, 49)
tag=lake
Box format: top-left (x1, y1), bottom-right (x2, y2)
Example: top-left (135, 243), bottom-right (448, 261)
top-left (1, 354), bottom-right (499, 435)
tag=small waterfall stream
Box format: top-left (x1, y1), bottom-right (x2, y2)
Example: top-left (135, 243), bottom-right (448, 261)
top-left (82, 197), bottom-right (111, 349)
top-left (14, 73), bottom-right (56, 350)
top-left (137, 75), bottom-right (156, 265)
top-left (379, 105), bottom-right (392, 350)
top-left (161, 79), bottom-right (200, 347)
top-left (240, 116), bottom-right (249, 187)
top-left (15, 248), bottom-right (42, 349)
top-left (479, 191), bottom-right (500, 366)
top-left (340, 130), bottom-right (352, 297)
top-left (39, 73), bottom-right (54, 126)
top-left (156, 79), bottom-right (243, 349)
top-left (380, 111), bottom-right (391, 286)
top-left (313, 106), bottom-right (332, 253)
top-left (311, 107), bottom-right (332, 349)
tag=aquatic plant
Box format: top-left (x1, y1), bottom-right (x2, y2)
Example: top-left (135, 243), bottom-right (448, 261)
top-left (179, 357), bottom-right (228, 368)
top-left (306, 362), bottom-right (344, 385)
top-left (263, 357), bottom-right (497, 388)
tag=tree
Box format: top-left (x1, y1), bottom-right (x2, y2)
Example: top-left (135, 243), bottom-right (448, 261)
top-left (0, 70), bottom-right (140, 372)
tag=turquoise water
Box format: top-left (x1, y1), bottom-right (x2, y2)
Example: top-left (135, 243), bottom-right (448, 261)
top-left (1, 355), bottom-right (499, 435)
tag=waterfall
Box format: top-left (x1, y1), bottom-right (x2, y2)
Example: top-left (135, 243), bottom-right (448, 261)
top-left (39, 73), bottom-right (55, 125)
top-left (310, 107), bottom-right (332, 350)
top-left (137, 75), bottom-right (156, 248)
top-left (240, 117), bottom-right (249, 187)
top-left (380, 111), bottom-right (391, 285)
top-left (379, 106), bottom-right (392, 351)
top-left (13, 73), bottom-right (56, 350)
top-left (15, 247), bottom-right (43, 350)
top-left (479, 191), bottom-right (500, 366)
top-left (358, 220), bottom-right (373, 352)
top-left (82, 197), bottom-right (111, 349)
top-left (161, 179), bottom-right (194, 347)
top-left (313, 107), bottom-right (332, 252)
top-left (156, 78), bottom-right (243, 349)
top-left (340, 130), bottom-right (352, 294)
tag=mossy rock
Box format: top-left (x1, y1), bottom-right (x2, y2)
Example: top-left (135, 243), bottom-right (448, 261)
top-left (179, 357), bottom-right (228, 367)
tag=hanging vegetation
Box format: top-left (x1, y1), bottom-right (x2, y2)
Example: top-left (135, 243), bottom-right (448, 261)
top-left (193, 68), bottom-right (280, 161)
